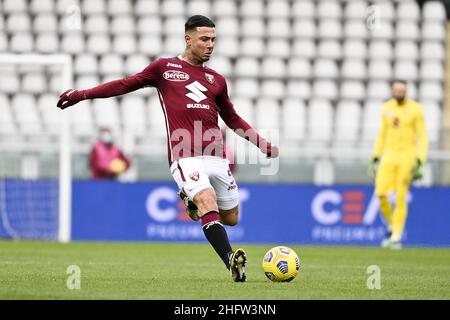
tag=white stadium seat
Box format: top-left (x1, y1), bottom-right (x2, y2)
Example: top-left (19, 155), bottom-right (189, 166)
top-left (0, 34), bottom-right (7, 52)
top-left (138, 35), bottom-right (162, 56)
top-left (420, 61), bottom-right (445, 81)
top-left (12, 94), bottom-right (42, 135)
top-left (266, 39), bottom-right (290, 58)
top-left (362, 100), bottom-right (383, 145)
top-left (397, 2), bottom-right (420, 21)
top-left (36, 33), bottom-right (59, 53)
top-left (340, 81), bottom-right (366, 100)
top-left (161, 0), bottom-right (185, 16)
top-left (419, 82), bottom-right (444, 102)
top-left (30, 0), bottom-right (54, 13)
top-left (335, 100), bottom-right (362, 145)
top-left (421, 100), bottom-right (441, 146)
top-left (215, 37), bottom-right (239, 58)
top-left (56, 0), bottom-right (81, 15)
top-left (267, 19), bottom-right (290, 38)
top-left (318, 20), bottom-right (342, 40)
top-left (92, 98), bottom-right (121, 132)
top-left (134, 0), bottom-right (159, 16)
top-left (76, 75), bottom-right (100, 89)
top-left (206, 56), bottom-right (232, 77)
top-left (260, 80), bottom-right (285, 99)
top-left (85, 15), bottom-right (109, 34)
top-left (368, 60), bottom-right (392, 80)
top-left (261, 58), bottom-right (286, 79)
top-left (286, 81), bottom-right (312, 99)
top-left (231, 97), bottom-right (254, 124)
top-left (369, 22), bottom-right (394, 40)
top-left (187, 0), bottom-right (211, 16)
top-left (341, 59), bottom-right (366, 80)
top-left (292, 1), bottom-right (315, 18)
top-left (266, 0), bottom-right (290, 18)
top-left (137, 17), bottom-right (162, 35)
top-left (86, 34), bottom-right (111, 54)
top-left (3, 0), bottom-right (27, 13)
top-left (75, 53), bottom-right (99, 75)
top-left (34, 14), bottom-right (57, 32)
top-left (293, 20), bottom-right (316, 38)
top-left (0, 94), bottom-right (16, 134)
top-left (376, 2), bottom-right (395, 20)
top-left (99, 54), bottom-right (124, 75)
top-left (82, 0), bottom-right (106, 15)
top-left (367, 81), bottom-right (390, 100)
top-left (38, 93), bottom-right (62, 134)
top-left (394, 61), bottom-right (418, 81)
top-left (423, 1), bottom-right (447, 21)
top-left (281, 98), bottom-right (306, 141)
top-left (368, 41), bottom-right (393, 60)
top-left (396, 21), bottom-right (420, 41)
top-left (292, 39), bottom-right (316, 58)
top-left (394, 41), bottom-right (419, 60)
top-left (6, 13), bottom-right (31, 32)
top-left (255, 98), bottom-right (280, 130)
top-left (121, 95), bottom-right (147, 137)
top-left (111, 15), bottom-right (136, 34)
top-left (68, 100), bottom-right (95, 137)
top-left (234, 57), bottom-right (259, 77)
top-left (216, 18), bottom-right (239, 37)
top-left (317, 1), bottom-right (342, 19)
top-left (61, 33), bottom-right (84, 53)
top-left (343, 40), bottom-right (367, 59)
top-left (213, 0), bottom-right (237, 16)
top-left (113, 35), bottom-right (137, 55)
top-left (22, 73), bottom-right (47, 94)
top-left (125, 54), bottom-right (149, 75)
top-left (421, 41), bottom-right (445, 60)
top-left (10, 33), bottom-right (34, 52)
top-left (317, 40), bottom-right (342, 60)
top-left (108, 0), bottom-right (132, 15)
top-left (422, 22), bottom-right (446, 41)
top-left (313, 59), bottom-right (338, 79)
top-left (240, 0), bottom-right (264, 17)
top-left (287, 58), bottom-right (312, 79)
top-left (163, 16), bottom-right (185, 36)
top-left (234, 78), bottom-right (259, 99)
top-left (313, 80), bottom-right (338, 100)
top-left (162, 36), bottom-right (185, 56)
top-left (344, 20), bottom-right (368, 39)
top-left (344, 1), bottom-right (367, 19)
top-left (240, 37), bottom-right (265, 58)
top-left (308, 99), bottom-right (333, 144)
top-left (241, 18), bottom-right (265, 38)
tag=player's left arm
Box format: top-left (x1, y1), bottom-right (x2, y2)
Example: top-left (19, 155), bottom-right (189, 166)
top-left (415, 104), bottom-right (429, 164)
top-left (216, 80), bottom-right (279, 158)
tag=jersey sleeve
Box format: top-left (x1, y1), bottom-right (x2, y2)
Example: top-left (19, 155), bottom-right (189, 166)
top-left (133, 58), bottom-right (162, 88)
top-left (415, 103), bottom-right (429, 163)
top-left (372, 103), bottom-right (388, 158)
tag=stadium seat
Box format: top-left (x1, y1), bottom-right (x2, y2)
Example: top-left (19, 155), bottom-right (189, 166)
top-left (344, 1), bottom-right (367, 19)
top-left (86, 34), bottom-right (111, 54)
top-left (287, 58), bottom-right (311, 79)
top-left (0, 34), bottom-right (9, 52)
top-left (376, 1), bottom-right (395, 20)
top-left (10, 33), bottom-right (34, 52)
top-left (68, 100), bottom-right (95, 137)
top-left (419, 82), bottom-right (443, 104)
top-left (212, 0), bottom-right (237, 17)
top-left (111, 15), bottom-right (136, 35)
top-left (108, 0), bottom-right (132, 15)
top-left (318, 20), bottom-right (342, 40)
top-left (231, 97), bottom-right (254, 124)
top-left (30, 0), bottom-right (54, 13)
top-left (293, 19), bottom-right (316, 38)
top-left (6, 13), bottom-right (31, 32)
top-left (292, 39), bottom-right (316, 58)
top-left (163, 16), bottom-right (185, 36)
top-left (396, 21), bottom-right (420, 41)
top-left (216, 17), bottom-right (239, 37)
top-left (368, 60), bottom-right (392, 80)
top-left (267, 0), bottom-right (290, 17)
top-left (407, 81), bottom-right (418, 100)
top-left (255, 98), bottom-right (280, 130)
top-left (124, 54), bottom-right (149, 75)
top-left (137, 16), bottom-right (162, 35)
top-left (281, 98), bottom-right (306, 142)
top-left (234, 78), bottom-right (259, 98)
top-left (12, 94), bottom-right (42, 135)
top-left (340, 81), bottom-right (366, 100)
top-left (56, 0), bottom-right (81, 15)
top-left (317, 1), bottom-right (342, 19)
top-left (343, 40), bottom-right (367, 59)
top-left (148, 95), bottom-right (167, 138)
top-left (215, 37), bottom-right (239, 58)
top-left (341, 59), bottom-right (366, 80)
top-left (234, 58), bottom-right (259, 77)
top-left (260, 80), bottom-right (285, 99)
top-left (335, 100), bottom-right (361, 145)
top-left (286, 81), bottom-right (312, 99)
top-left (343, 20), bottom-right (368, 39)
top-left (38, 93), bottom-right (62, 134)
top-left (99, 54), bottom-right (124, 76)
top-left (240, 37), bottom-right (265, 58)
top-left (92, 98), bottom-right (121, 132)
top-left (113, 35), bottom-right (137, 55)
top-left (76, 75), bottom-right (100, 89)
top-left (121, 95), bottom-right (147, 137)
top-left (83, 14), bottom-right (110, 35)
top-left (22, 73), bottom-right (47, 94)
top-left (367, 81), bottom-right (391, 100)
top-left (292, 1), bottom-right (315, 18)
top-left (317, 40), bottom-right (342, 60)
top-left (134, 0), bottom-right (159, 16)
top-left (313, 80), bottom-right (338, 100)
top-left (206, 56), bottom-right (232, 77)
top-left (75, 53), bottom-right (99, 75)
top-left (2, 0), bottom-right (27, 13)
top-left (261, 58), bottom-right (286, 79)
top-left (187, 0), bottom-right (211, 16)
top-left (313, 59), bottom-right (338, 79)
top-left (308, 99), bottom-right (333, 144)
top-left (421, 100), bottom-right (441, 146)
top-left (397, 1), bottom-right (420, 21)
top-left (422, 22), bottom-right (446, 41)
top-left (0, 94), bottom-right (16, 134)
top-left (61, 33), bottom-right (84, 53)
top-left (36, 33), bottom-right (59, 53)
top-left (161, 0), bottom-right (185, 16)
top-left (138, 35), bottom-right (162, 56)
top-left (420, 61), bottom-right (444, 81)
top-left (368, 40), bottom-right (393, 60)
top-left (162, 36), bottom-right (185, 56)
top-left (82, 0), bottom-right (106, 15)
top-left (423, 1), bottom-right (447, 21)
top-left (394, 41), bottom-right (419, 60)
top-left (421, 41), bottom-right (445, 60)
top-left (240, 0), bottom-right (264, 17)
top-left (370, 21), bottom-right (394, 40)
top-left (266, 39), bottom-right (290, 58)
top-left (241, 18), bottom-right (265, 38)
top-left (362, 99), bottom-right (383, 145)
top-left (34, 14), bottom-right (57, 33)
top-left (267, 19), bottom-right (290, 38)
top-left (394, 61), bottom-right (418, 81)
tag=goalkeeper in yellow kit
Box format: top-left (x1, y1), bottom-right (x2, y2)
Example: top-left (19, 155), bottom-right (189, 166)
top-left (367, 80), bottom-right (428, 249)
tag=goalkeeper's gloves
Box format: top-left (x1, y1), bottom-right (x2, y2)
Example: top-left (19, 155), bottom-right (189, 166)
top-left (57, 89), bottom-right (86, 109)
top-left (412, 159), bottom-right (424, 181)
top-left (367, 157), bottom-right (379, 178)
top-left (259, 141), bottom-right (279, 158)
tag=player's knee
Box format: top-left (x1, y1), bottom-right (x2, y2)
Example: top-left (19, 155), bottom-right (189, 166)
top-left (220, 206), bottom-right (239, 226)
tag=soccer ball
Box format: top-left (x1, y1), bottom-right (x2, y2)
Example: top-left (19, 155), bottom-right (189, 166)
top-left (262, 246), bottom-right (300, 282)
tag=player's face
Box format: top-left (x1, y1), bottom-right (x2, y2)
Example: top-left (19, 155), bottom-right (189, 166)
top-left (392, 82), bottom-right (407, 102)
top-left (186, 27), bottom-right (216, 62)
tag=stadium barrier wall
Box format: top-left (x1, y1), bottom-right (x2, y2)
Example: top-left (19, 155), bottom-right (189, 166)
top-left (1, 180), bottom-right (449, 246)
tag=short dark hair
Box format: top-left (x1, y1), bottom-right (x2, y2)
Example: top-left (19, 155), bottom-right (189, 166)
top-left (185, 15), bottom-right (215, 33)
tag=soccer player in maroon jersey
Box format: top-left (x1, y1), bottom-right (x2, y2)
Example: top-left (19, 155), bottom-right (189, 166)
top-left (57, 15), bottom-right (279, 282)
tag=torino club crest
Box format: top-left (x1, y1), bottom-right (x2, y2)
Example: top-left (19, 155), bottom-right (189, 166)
top-left (205, 73), bottom-right (214, 84)
top-left (189, 171), bottom-right (200, 181)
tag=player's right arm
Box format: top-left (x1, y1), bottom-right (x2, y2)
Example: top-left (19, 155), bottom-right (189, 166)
top-left (57, 59), bottom-right (161, 109)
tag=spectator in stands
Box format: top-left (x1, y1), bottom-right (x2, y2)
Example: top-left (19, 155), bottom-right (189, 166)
top-left (89, 127), bottom-right (130, 180)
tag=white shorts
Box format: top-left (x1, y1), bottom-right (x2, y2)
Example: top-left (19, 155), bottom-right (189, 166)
top-left (170, 156), bottom-right (239, 211)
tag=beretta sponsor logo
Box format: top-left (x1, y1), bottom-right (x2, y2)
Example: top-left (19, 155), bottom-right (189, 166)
top-left (163, 70), bottom-right (190, 82)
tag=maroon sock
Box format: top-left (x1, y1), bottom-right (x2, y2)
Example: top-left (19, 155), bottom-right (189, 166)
top-left (202, 211), bottom-right (233, 269)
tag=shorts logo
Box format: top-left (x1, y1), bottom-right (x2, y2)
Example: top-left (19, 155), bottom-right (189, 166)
top-left (205, 73), bottom-right (215, 84)
top-left (163, 70), bottom-right (190, 82)
top-left (227, 170), bottom-right (232, 177)
top-left (189, 171), bottom-right (200, 181)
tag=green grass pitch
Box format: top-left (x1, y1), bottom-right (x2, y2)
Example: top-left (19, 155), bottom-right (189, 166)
top-left (0, 240), bottom-right (449, 299)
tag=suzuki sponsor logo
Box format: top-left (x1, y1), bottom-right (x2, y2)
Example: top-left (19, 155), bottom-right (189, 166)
top-left (163, 70), bottom-right (190, 82)
top-left (185, 81), bottom-right (207, 103)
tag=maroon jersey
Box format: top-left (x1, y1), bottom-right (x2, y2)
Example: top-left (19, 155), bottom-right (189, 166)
top-left (81, 56), bottom-right (265, 165)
